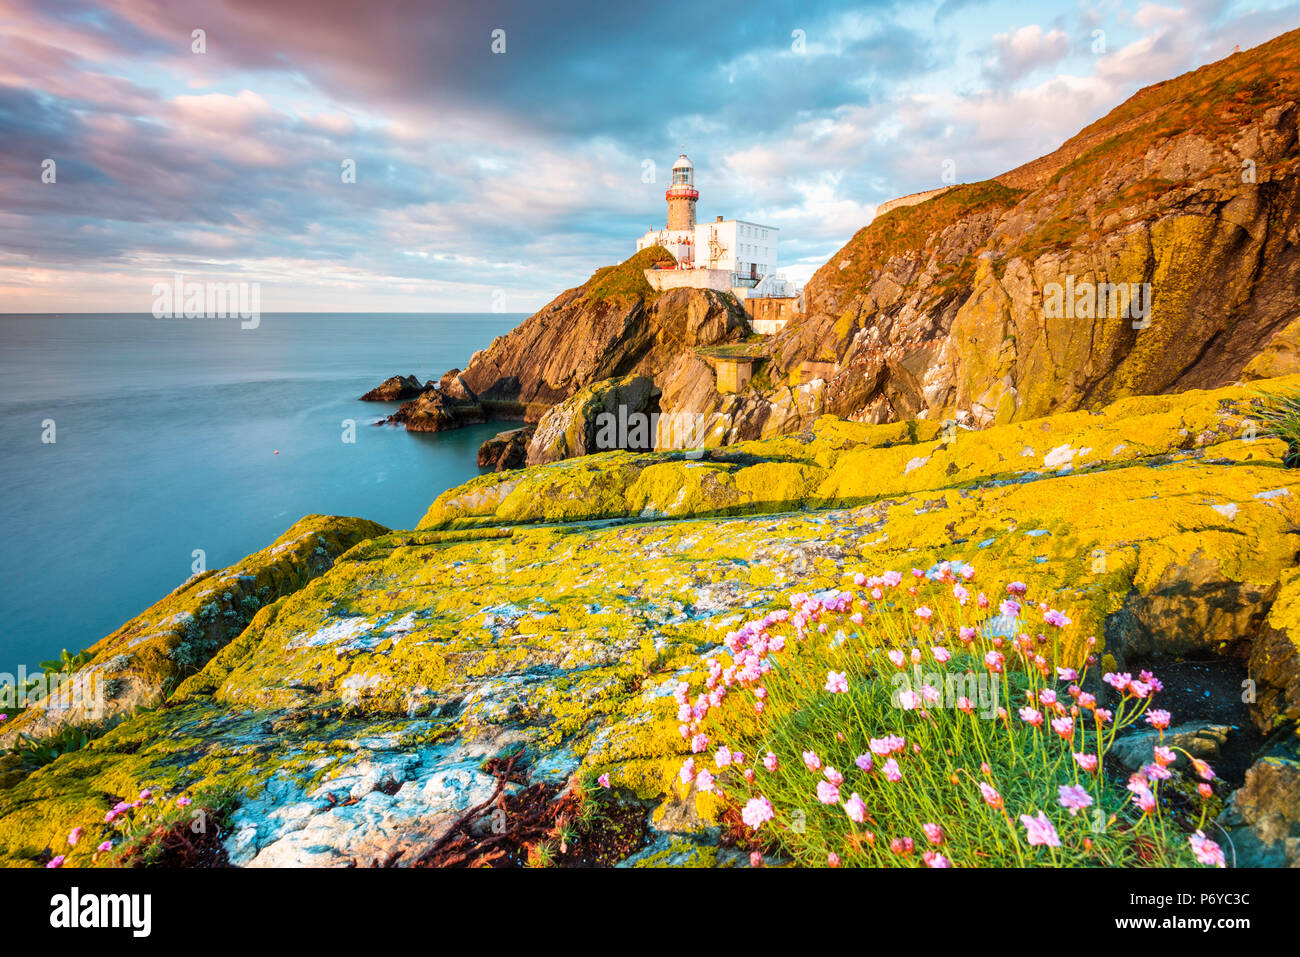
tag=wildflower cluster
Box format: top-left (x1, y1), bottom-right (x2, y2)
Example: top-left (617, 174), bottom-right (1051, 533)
top-left (674, 560), bottom-right (1222, 868)
top-left (45, 787), bottom-right (199, 868)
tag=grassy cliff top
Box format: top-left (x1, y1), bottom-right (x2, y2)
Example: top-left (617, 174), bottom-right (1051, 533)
top-left (582, 246), bottom-right (676, 303)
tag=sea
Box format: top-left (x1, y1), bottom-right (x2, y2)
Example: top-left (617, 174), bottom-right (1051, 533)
top-left (0, 313), bottom-right (522, 671)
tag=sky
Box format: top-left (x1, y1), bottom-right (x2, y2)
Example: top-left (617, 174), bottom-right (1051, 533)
top-left (2, 0), bottom-right (1298, 314)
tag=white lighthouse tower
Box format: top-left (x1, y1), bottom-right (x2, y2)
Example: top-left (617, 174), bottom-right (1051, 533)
top-left (665, 154), bottom-right (698, 231)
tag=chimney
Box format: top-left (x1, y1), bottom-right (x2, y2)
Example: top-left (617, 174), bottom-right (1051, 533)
top-left (716, 215), bottom-right (723, 222)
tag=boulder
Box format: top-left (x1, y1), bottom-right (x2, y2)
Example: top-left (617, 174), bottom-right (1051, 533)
top-left (478, 427), bottom-right (534, 472)
top-left (1218, 739), bottom-right (1300, 867)
top-left (526, 375), bottom-right (661, 466)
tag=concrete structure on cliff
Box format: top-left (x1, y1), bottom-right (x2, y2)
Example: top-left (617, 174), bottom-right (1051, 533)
top-left (636, 153), bottom-right (800, 334)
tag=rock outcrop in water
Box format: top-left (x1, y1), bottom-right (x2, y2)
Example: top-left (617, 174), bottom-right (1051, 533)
top-left (5, 374), bottom-right (1296, 867)
top-left (360, 374), bottom-right (425, 402)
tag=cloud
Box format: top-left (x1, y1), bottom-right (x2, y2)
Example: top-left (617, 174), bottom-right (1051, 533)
top-left (981, 25), bottom-right (1072, 85)
top-left (1, 0), bottom-right (1297, 311)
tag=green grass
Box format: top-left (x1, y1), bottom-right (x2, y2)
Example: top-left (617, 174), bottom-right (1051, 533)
top-left (583, 246), bottom-right (675, 302)
top-left (1253, 389), bottom-right (1300, 467)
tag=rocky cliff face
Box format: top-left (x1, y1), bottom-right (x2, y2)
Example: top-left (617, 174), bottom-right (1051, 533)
top-left (660, 30), bottom-right (1300, 445)
top-left (380, 247), bottom-right (749, 442)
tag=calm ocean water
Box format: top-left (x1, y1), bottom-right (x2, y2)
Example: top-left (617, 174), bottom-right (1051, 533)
top-left (0, 313), bottom-right (522, 670)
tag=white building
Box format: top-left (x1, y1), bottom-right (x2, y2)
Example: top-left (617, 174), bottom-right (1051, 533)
top-left (635, 154), bottom-right (781, 286)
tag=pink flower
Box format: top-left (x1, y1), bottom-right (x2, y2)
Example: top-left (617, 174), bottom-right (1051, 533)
top-left (882, 758), bottom-right (902, 783)
top-left (983, 651), bottom-right (1005, 673)
top-left (924, 852), bottom-right (952, 868)
top-left (714, 745), bottom-right (732, 768)
top-left (1073, 752), bottom-right (1099, 773)
top-left (742, 796), bottom-right (775, 830)
top-left (1129, 783), bottom-right (1156, 814)
top-left (1143, 762), bottom-right (1172, 782)
top-left (932, 646), bottom-right (951, 663)
top-left (823, 766), bottom-right (844, 787)
top-left (802, 750), bottom-right (822, 771)
top-left (1144, 709), bottom-right (1171, 731)
top-left (1006, 581), bottom-right (1028, 595)
top-left (176, 795), bottom-right (193, 807)
top-left (959, 626), bottom-right (977, 643)
top-left (1191, 758), bottom-right (1216, 781)
top-left (749, 851), bottom-right (763, 867)
top-left (1050, 716), bottom-right (1074, 739)
top-left (816, 781), bottom-right (841, 804)
top-left (1019, 706), bottom-right (1044, 727)
top-left (1198, 782), bottom-right (1214, 800)
top-left (1140, 670), bottom-right (1164, 693)
top-left (824, 670), bottom-right (849, 694)
top-left (889, 837), bottom-right (915, 856)
top-left (1019, 811), bottom-right (1061, 847)
top-left (854, 753), bottom-right (873, 772)
top-left (827, 851), bottom-right (841, 867)
top-left (915, 606), bottom-right (933, 621)
top-left (695, 769), bottom-right (714, 793)
top-left (1189, 831), bottom-right (1226, 867)
top-left (96, 841), bottom-right (112, 853)
top-left (898, 689), bottom-right (921, 710)
top-left (883, 571), bottom-right (902, 587)
top-left (139, 789), bottom-right (153, 801)
top-left (1043, 609), bottom-right (1071, 627)
top-left (888, 649), bottom-right (906, 668)
top-left (844, 792), bottom-right (867, 823)
top-left (763, 752), bottom-right (779, 772)
top-left (978, 782), bottom-right (1003, 809)
top-left (679, 758), bottom-right (696, 783)
top-left (598, 773), bottom-right (611, 788)
top-left (1102, 672), bottom-right (1132, 692)
top-left (1057, 784), bottom-right (1093, 816)
top-left (67, 827), bottom-right (83, 846)
top-left (869, 734), bottom-right (905, 755)
top-left (1056, 666), bottom-right (1078, 681)
top-left (923, 822), bottom-right (944, 846)
top-left (1000, 599), bottom-right (1021, 617)
top-left (690, 733), bottom-right (709, 753)
top-left (46, 856), bottom-right (65, 868)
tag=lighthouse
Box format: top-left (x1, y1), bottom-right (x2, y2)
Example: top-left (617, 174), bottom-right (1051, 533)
top-left (665, 154), bottom-right (698, 231)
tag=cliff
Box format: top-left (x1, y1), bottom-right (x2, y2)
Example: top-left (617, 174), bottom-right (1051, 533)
top-left (760, 30), bottom-right (1300, 430)
top-left (382, 246), bottom-right (749, 435)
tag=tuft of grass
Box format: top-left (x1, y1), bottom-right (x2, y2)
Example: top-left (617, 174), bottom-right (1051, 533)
top-left (1253, 389), bottom-right (1300, 468)
top-left (674, 562), bottom-right (1222, 868)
